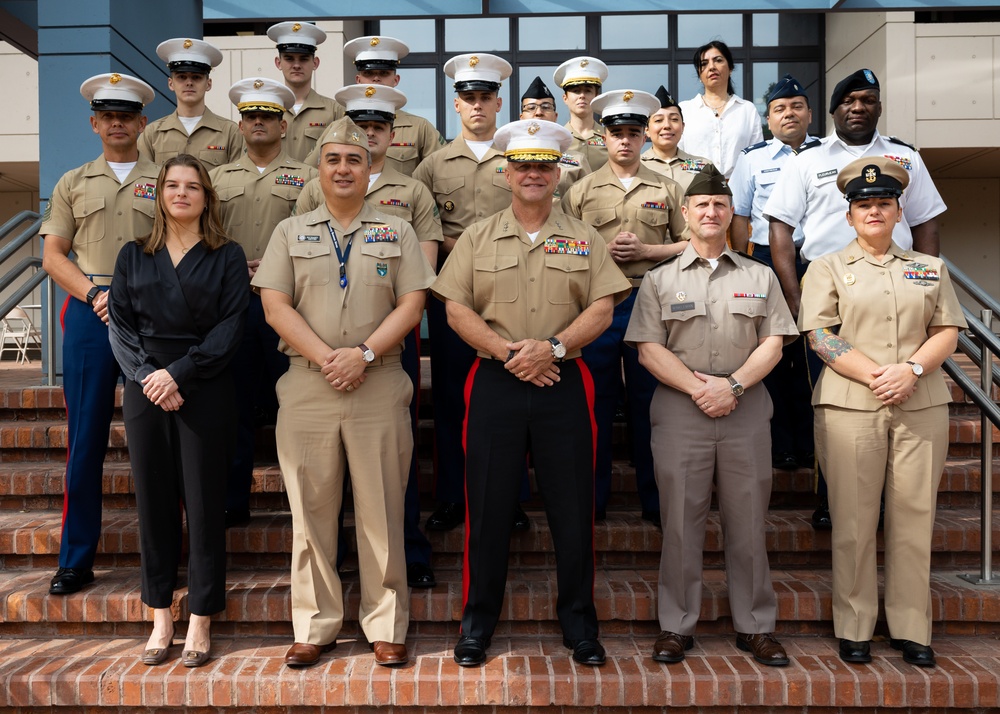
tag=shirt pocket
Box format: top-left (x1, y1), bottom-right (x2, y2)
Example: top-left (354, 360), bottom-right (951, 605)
top-left (289, 241), bottom-right (331, 287)
top-left (198, 148), bottom-right (228, 167)
top-left (582, 206), bottom-right (618, 233)
top-left (72, 197), bottom-right (106, 245)
top-left (544, 254), bottom-right (589, 305)
top-left (303, 124), bottom-right (327, 142)
top-left (271, 183), bottom-right (302, 207)
top-left (727, 298), bottom-right (766, 349)
top-left (635, 206), bottom-right (668, 239)
top-left (491, 169), bottom-right (513, 195)
top-left (360, 241), bottom-right (402, 287)
top-left (473, 254), bottom-right (518, 303)
top-left (217, 185), bottom-right (246, 227)
top-left (662, 301), bottom-right (707, 351)
top-left (131, 195), bottom-right (156, 236)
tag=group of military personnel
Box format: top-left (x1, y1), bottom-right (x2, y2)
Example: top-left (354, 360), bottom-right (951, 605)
top-left (40, 18), bottom-right (948, 671)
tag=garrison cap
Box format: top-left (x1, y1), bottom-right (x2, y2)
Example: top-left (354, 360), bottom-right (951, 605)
top-left (316, 115), bottom-right (370, 152)
top-left (81, 73), bottom-right (154, 113)
top-left (345, 35), bottom-right (409, 71)
top-left (521, 76), bottom-right (554, 102)
top-left (591, 89), bottom-right (660, 127)
top-left (829, 68), bottom-right (880, 113)
top-left (229, 77), bottom-right (295, 114)
top-left (836, 156), bottom-right (909, 202)
top-left (156, 38), bottom-right (223, 74)
top-left (767, 74), bottom-right (807, 107)
top-left (335, 84), bottom-right (406, 123)
top-left (493, 119), bottom-right (572, 163)
top-left (685, 164), bottom-right (732, 198)
top-left (553, 56), bottom-right (608, 90)
top-left (654, 85), bottom-right (679, 110)
top-left (444, 53), bottom-right (511, 93)
top-left (267, 21), bottom-right (326, 55)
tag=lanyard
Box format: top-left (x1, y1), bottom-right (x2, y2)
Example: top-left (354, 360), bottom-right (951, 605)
top-left (327, 222), bottom-right (354, 288)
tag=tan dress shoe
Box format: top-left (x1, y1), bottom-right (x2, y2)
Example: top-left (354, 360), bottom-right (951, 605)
top-left (372, 641), bottom-right (408, 666)
top-left (283, 641), bottom-right (336, 667)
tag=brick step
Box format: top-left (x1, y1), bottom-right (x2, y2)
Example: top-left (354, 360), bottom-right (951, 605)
top-left (1, 567), bottom-right (997, 638)
top-left (0, 632), bottom-right (997, 710)
top-left (2, 508), bottom-right (996, 571)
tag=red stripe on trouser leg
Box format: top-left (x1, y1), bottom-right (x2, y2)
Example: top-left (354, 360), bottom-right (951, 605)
top-left (459, 357), bottom-right (482, 625)
top-left (577, 358), bottom-right (598, 600)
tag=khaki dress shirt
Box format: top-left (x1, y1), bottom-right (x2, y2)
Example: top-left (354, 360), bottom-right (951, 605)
top-left (138, 108), bottom-right (244, 168)
top-left (282, 89), bottom-right (346, 162)
top-left (565, 120), bottom-right (607, 171)
top-left (385, 109), bottom-right (446, 177)
top-left (639, 148), bottom-right (712, 194)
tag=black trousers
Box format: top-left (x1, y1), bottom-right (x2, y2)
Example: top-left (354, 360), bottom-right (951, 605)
top-left (460, 357), bottom-right (599, 642)
top-left (123, 356), bottom-right (236, 615)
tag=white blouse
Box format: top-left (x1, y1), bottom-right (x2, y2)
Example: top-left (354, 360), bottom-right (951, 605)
top-left (677, 94), bottom-right (763, 179)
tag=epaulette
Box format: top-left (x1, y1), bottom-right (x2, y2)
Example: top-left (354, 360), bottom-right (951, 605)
top-left (797, 138), bottom-right (822, 153)
top-left (741, 140), bottom-right (768, 155)
top-left (736, 250), bottom-right (769, 267)
top-left (887, 136), bottom-right (917, 151)
top-left (648, 253), bottom-right (683, 272)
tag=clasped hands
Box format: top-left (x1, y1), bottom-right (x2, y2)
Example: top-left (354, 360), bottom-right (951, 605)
top-left (608, 232), bottom-right (648, 264)
top-left (690, 371), bottom-right (737, 418)
top-left (141, 369), bottom-right (184, 411)
top-left (321, 347), bottom-right (367, 392)
top-left (505, 339), bottom-right (559, 387)
top-left (869, 363), bottom-right (917, 405)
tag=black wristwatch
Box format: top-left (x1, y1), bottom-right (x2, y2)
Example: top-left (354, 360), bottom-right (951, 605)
top-left (86, 286), bottom-right (101, 307)
top-left (726, 375), bottom-right (745, 397)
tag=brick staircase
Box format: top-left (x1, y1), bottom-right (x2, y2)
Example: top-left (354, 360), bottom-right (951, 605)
top-left (0, 359), bottom-right (999, 712)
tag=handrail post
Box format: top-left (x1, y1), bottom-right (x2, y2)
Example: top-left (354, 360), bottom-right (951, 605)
top-left (961, 309), bottom-right (998, 585)
top-left (45, 276), bottom-right (56, 387)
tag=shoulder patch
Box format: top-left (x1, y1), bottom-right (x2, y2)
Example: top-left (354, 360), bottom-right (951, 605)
top-left (741, 140), bottom-right (768, 155)
top-left (797, 138), bottom-right (822, 153)
top-left (887, 136), bottom-right (916, 151)
top-left (736, 250), bottom-right (769, 267)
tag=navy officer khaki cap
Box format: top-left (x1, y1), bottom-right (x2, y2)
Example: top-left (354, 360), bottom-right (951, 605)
top-left (836, 156), bottom-right (909, 202)
top-left (521, 76), bottom-right (554, 102)
top-left (767, 74), bottom-right (807, 106)
top-left (829, 68), bottom-right (880, 113)
top-left (685, 164), bottom-right (732, 198)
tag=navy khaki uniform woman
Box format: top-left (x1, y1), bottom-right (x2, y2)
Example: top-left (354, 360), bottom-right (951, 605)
top-left (799, 157), bottom-right (965, 667)
top-left (109, 154), bottom-right (249, 667)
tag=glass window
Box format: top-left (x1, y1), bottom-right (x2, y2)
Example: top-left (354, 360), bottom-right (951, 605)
top-left (445, 18), bottom-right (509, 53)
top-left (752, 14), bottom-right (820, 47)
top-left (677, 63), bottom-right (744, 103)
top-left (603, 64), bottom-right (671, 96)
top-left (677, 14), bottom-right (743, 48)
top-left (751, 61), bottom-right (822, 138)
top-left (445, 83), bottom-right (511, 140)
top-left (519, 16), bottom-right (585, 51)
top-left (379, 19), bottom-right (435, 53)
top-left (601, 14), bottom-right (668, 50)
top-left (516, 65), bottom-right (562, 115)
top-left (395, 67), bottom-right (438, 130)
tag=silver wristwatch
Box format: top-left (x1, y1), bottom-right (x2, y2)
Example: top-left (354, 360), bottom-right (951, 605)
top-left (548, 337), bottom-right (567, 360)
top-left (359, 343), bottom-right (375, 364)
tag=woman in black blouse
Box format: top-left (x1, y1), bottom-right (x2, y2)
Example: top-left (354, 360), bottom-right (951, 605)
top-left (109, 154), bottom-right (248, 668)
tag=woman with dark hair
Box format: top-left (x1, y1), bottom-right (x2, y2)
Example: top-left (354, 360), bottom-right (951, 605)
top-left (108, 153), bottom-right (249, 668)
top-left (677, 40), bottom-right (763, 178)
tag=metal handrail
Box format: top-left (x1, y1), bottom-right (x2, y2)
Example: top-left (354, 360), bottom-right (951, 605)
top-left (0, 211), bottom-right (43, 264)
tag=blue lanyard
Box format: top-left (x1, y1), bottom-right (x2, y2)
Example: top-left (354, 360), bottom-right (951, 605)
top-left (327, 222), bottom-right (354, 288)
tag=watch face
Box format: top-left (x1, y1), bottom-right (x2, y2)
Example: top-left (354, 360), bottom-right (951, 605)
top-left (732, 385), bottom-right (744, 397)
top-left (911, 363), bottom-right (923, 376)
top-left (554, 344), bottom-right (567, 359)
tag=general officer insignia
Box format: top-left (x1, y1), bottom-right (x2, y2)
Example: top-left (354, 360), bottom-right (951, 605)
top-left (904, 262), bottom-right (939, 281)
top-left (364, 226), bottom-right (399, 243)
top-left (676, 291), bottom-right (686, 301)
top-left (134, 183), bottom-right (155, 200)
top-left (587, 136), bottom-right (606, 147)
top-left (843, 273), bottom-right (856, 286)
top-left (275, 174), bottom-right (305, 187)
top-left (884, 154), bottom-right (913, 170)
top-left (444, 200), bottom-right (455, 212)
top-left (376, 261), bottom-right (388, 276)
top-left (380, 199), bottom-right (411, 208)
top-left (296, 235), bottom-right (321, 242)
top-left (641, 201), bottom-right (666, 210)
top-left (543, 237), bottom-right (590, 255)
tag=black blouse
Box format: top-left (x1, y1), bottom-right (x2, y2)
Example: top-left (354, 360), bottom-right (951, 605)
top-left (108, 239), bottom-right (249, 392)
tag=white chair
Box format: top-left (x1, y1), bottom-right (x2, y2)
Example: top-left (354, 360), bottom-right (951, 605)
top-left (0, 306), bottom-right (42, 364)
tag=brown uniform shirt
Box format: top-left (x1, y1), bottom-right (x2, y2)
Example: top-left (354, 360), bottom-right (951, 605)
top-left (138, 108), bottom-right (244, 169)
top-left (210, 154), bottom-right (317, 262)
top-left (565, 119), bottom-right (607, 171)
top-left (639, 148), bottom-right (713, 194)
top-left (412, 135), bottom-right (512, 245)
top-left (41, 155), bottom-right (159, 281)
top-left (295, 167), bottom-right (443, 245)
top-left (282, 89), bottom-right (346, 162)
top-left (625, 242), bottom-right (797, 373)
top-left (432, 207), bottom-right (630, 359)
top-left (561, 162), bottom-right (686, 278)
top-left (252, 202), bottom-right (435, 356)
top-left (798, 239), bottom-right (966, 411)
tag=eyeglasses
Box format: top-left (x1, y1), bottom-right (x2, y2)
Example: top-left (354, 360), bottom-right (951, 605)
top-left (521, 102), bottom-right (556, 113)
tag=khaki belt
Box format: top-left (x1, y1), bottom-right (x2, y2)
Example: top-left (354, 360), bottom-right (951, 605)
top-left (289, 353), bottom-right (401, 370)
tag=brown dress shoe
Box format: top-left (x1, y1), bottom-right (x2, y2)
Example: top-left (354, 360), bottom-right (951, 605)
top-left (372, 641), bottom-right (408, 666)
top-left (283, 641), bottom-right (336, 667)
top-left (736, 632), bottom-right (790, 666)
top-left (652, 631), bottom-right (694, 663)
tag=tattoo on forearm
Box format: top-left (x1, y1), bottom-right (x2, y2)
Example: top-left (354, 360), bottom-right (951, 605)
top-left (808, 328), bottom-right (853, 364)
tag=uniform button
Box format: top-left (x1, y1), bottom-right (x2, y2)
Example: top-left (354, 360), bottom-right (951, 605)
top-left (713, 324), bottom-right (719, 330)
top-left (476, 188), bottom-right (481, 194)
top-left (117, 237), bottom-right (122, 241)
top-left (885, 290), bottom-right (891, 295)
top-left (886, 342), bottom-right (892, 347)
top-left (711, 298), bottom-right (717, 303)
top-left (623, 218), bottom-right (629, 224)
top-left (379, 251), bottom-right (384, 257)
top-left (255, 197), bottom-right (261, 202)
top-left (530, 307), bottom-right (536, 313)
top-left (886, 316), bottom-right (893, 321)
top-left (712, 350), bottom-right (719, 356)
top-left (529, 277), bottom-right (535, 282)
top-left (116, 210), bottom-right (122, 216)
top-left (344, 330), bottom-right (348, 335)
top-left (255, 221), bottom-right (261, 226)
top-left (880, 271), bottom-right (885, 275)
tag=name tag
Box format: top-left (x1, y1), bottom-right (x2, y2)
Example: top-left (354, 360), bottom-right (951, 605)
top-left (816, 169), bottom-right (837, 179)
top-left (296, 235), bottom-right (321, 242)
top-left (671, 302), bottom-right (695, 312)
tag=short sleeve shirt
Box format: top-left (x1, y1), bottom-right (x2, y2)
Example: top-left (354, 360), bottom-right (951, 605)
top-left (625, 241), bottom-right (798, 374)
top-left (676, 95), bottom-right (764, 178)
top-left (432, 207), bottom-right (631, 359)
top-left (385, 109), bottom-right (446, 177)
top-left (798, 239), bottom-right (966, 411)
top-left (565, 120), bottom-right (608, 171)
top-left (138, 108), bottom-right (244, 168)
top-left (639, 148), bottom-right (713, 195)
top-left (252, 202), bottom-right (435, 356)
top-left (282, 89), bottom-right (346, 162)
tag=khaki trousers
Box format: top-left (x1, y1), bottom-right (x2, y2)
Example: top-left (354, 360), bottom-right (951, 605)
top-left (276, 362), bottom-right (412, 645)
top-left (815, 404), bottom-right (948, 645)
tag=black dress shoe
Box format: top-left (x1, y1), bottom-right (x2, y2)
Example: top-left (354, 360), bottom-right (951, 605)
top-left (49, 567), bottom-right (95, 595)
top-left (512, 505), bottom-right (530, 532)
top-left (454, 635), bottom-right (490, 666)
top-left (224, 509), bottom-right (251, 529)
top-left (427, 502), bottom-right (464, 531)
top-left (407, 562), bottom-right (436, 588)
top-left (772, 452), bottom-right (799, 471)
top-left (811, 499), bottom-right (832, 531)
top-left (890, 638), bottom-right (936, 667)
top-left (641, 510), bottom-right (662, 529)
top-left (839, 639), bottom-right (872, 664)
top-left (564, 638), bottom-right (606, 666)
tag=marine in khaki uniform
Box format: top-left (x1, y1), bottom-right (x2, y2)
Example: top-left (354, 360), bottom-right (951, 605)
top-left (561, 89), bottom-right (685, 524)
top-left (209, 77), bottom-right (317, 526)
top-left (41, 73), bottom-right (158, 596)
top-left (296, 82), bottom-right (441, 589)
top-left (554, 56), bottom-right (609, 171)
top-left (432, 119), bottom-right (630, 669)
top-left (267, 21), bottom-right (345, 162)
top-left (253, 116), bottom-right (435, 669)
top-left (139, 38), bottom-right (243, 168)
top-left (518, 75), bottom-right (591, 203)
top-left (624, 165), bottom-right (797, 667)
top-left (798, 158), bottom-right (965, 668)
top-left (412, 52), bottom-right (521, 533)
top-left (640, 85), bottom-right (713, 194)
